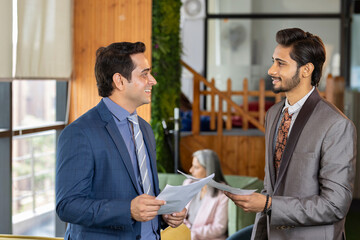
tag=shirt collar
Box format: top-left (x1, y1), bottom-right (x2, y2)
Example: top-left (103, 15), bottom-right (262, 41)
top-left (103, 97), bottom-right (136, 121)
top-left (283, 86), bottom-right (315, 115)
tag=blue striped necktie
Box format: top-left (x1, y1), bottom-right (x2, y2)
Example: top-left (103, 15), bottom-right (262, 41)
top-left (127, 114), bottom-right (152, 195)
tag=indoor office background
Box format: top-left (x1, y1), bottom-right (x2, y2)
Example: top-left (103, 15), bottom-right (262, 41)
top-left (0, 0), bottom-right (359, 239)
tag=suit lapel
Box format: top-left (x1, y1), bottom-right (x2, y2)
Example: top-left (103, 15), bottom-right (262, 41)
top-left (96, 100), bottom-right (141, 195)
top-left (274, 89), bottom-right (321, 193)
top-left (268, 102), bottom-right (284, 190)
top-left (139, 119), bottom-right (160, 196)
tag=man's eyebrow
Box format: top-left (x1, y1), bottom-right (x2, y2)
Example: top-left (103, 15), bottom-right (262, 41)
top-left (272, 57), bottom-right (287, 63)
top-left (141, 67), bottom-right (151, 73)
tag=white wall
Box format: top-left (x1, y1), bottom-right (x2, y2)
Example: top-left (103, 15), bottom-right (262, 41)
top-left (181, 18), bottom-right (204, 103)
top-left (351, 15), bottom-right (360, 89)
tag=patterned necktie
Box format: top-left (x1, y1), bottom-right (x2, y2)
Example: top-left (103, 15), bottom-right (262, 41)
top-left (274, 108), bottom-right (293, 178)
top-left (127, 114), bottom-right (152, 195)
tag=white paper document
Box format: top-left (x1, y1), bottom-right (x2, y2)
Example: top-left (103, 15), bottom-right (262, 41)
top-left (156, 173), bottom-right (214, 215)
top-left (177, 170), bottom-right (257, 195)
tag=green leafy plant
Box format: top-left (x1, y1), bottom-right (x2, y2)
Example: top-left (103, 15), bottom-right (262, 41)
top-left (151, 0), bottom-right (181, 173)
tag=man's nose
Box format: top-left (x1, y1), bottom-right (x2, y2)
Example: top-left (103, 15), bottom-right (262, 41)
top-left (268, 63), bottom-right (278, 77)
top-left (149, 74), bottom-right (157, 85)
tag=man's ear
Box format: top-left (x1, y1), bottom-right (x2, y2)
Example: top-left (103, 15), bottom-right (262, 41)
top-left (301, 62), bottom-right (314, 78)
top-left (113, 73), bottom-right (126, 90)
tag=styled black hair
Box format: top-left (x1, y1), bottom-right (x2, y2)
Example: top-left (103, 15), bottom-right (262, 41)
top-left (94, 42), bottom-right (145, 97)
top-left (276, 28), bottom-right (326, 87)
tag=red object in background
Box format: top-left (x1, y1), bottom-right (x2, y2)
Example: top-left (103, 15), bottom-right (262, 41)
top-left (232, 101), bottom-right (275, 128)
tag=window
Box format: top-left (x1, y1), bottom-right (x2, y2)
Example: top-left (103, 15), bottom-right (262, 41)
top-left (351, 14), bottom-right (360, 89)
top-left (11, 80), bottom-right (67, 237)
top-left (12, 131), bottom-right (56, 234)
top-left (0, 0), bottom-right (71, 237)
top-left (205, 0), bottom-right (344, 109)
top-left (208, 0), bottom-right (341, 14)
top-left (13, 81), bottom-right (57, 128)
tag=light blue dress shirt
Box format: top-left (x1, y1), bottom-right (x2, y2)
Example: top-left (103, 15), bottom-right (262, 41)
top-left (103, 97), bottom-right (159, 240)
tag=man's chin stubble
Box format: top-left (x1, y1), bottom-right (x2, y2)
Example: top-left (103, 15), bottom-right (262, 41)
top-left (272, 86), bottom-right (284, 94)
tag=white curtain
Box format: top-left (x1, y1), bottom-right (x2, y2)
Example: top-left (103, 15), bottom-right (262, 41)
top-left (0, 0), bottom-right (13, 78)
top-left (15, 0), bottom-right (72, 78)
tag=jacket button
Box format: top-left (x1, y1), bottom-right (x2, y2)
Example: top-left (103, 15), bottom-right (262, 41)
top-left (136, 235), bottom-right (141, 240)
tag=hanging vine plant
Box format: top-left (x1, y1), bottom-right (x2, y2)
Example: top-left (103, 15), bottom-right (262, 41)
top-left (151, 0), bottom-right (181, 173)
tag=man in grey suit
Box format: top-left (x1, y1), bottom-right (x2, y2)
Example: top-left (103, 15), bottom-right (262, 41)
top-left (225, 28), bottom-right (357, 239)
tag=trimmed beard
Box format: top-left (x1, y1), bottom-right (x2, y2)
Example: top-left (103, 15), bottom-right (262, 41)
top-left (272, 67), bottom-right (300, 94)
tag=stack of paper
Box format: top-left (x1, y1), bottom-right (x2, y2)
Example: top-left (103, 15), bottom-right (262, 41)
top-left (178, 170), bottom-right (257, 195)
top-left (156, 170), bottom-right (257, 215)
top-left (156, 174), bottom-right (214, 215)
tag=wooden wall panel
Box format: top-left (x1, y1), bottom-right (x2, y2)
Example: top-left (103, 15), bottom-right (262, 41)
top-left (70, 0), bottom-right (152, 123)
top-left (180, 135), bottom-right (266, 180)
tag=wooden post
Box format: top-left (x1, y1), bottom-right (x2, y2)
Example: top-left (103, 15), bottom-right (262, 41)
top-left (259, 78), bottom-right (265, 126)
top-left (226, 78), bottom-right (232, 130)
top-left (192, 75), bottom-right (200, 135)
top-left (325, 74), bottom-right (335, 104)
top-left (334, 76), bottom-right (345, 112)
top-left (210, 78), bottom-right (216, 130)
top-left (217, 96), bottom-right (223, 136)
top-left (243, 78), bottom-right (249, 130)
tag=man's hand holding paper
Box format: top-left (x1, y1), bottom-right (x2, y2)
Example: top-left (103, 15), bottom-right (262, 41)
top-left (177, 170), bottom-right (257, 195)
top-left (156, 173), bottom-right (214, 215)
top-left (162, 208), bottom-right (187, 228)
top-left (155, 169), bottom-right (257, 224)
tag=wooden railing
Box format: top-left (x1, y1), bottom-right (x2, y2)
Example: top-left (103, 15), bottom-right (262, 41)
top-left (181, 60), bottom-right (345, 135)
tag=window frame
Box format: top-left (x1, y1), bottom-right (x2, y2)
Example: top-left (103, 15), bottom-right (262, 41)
top-left (0, 78), bottom-right (69, 235)
top-left (203, 0), bottom-right (352, 87)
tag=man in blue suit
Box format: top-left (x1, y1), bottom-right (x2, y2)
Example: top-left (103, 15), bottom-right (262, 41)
top-left (56, 42), bottom-right (186, 239)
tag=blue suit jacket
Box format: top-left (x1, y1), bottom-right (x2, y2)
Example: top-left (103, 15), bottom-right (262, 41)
top-left (56, 100), bottom-right (161, 240)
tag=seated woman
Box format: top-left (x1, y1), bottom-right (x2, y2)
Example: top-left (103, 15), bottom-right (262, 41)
top-left (183, 149), bottom-right (229, 240)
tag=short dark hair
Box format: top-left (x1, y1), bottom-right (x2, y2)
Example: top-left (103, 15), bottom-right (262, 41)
top-left (94, 42), bottom-right (146, 97)
top-left (276, 28), bottom-right (326, 87)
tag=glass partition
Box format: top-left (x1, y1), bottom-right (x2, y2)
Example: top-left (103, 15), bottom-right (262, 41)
top-left (206, 18), bottom-right (340, 108)
top-left (351, 14), bottom-right (360, 89)
top-left (12, 130), bottom-right (56, 236)
top-left (208, 0), bottom-right (341, 14)
top-left (12, 80), bottom-right (57, 129)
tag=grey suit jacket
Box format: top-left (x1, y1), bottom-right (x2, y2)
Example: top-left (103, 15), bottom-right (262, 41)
top-left (251, 89), bottom-right (357, 240)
